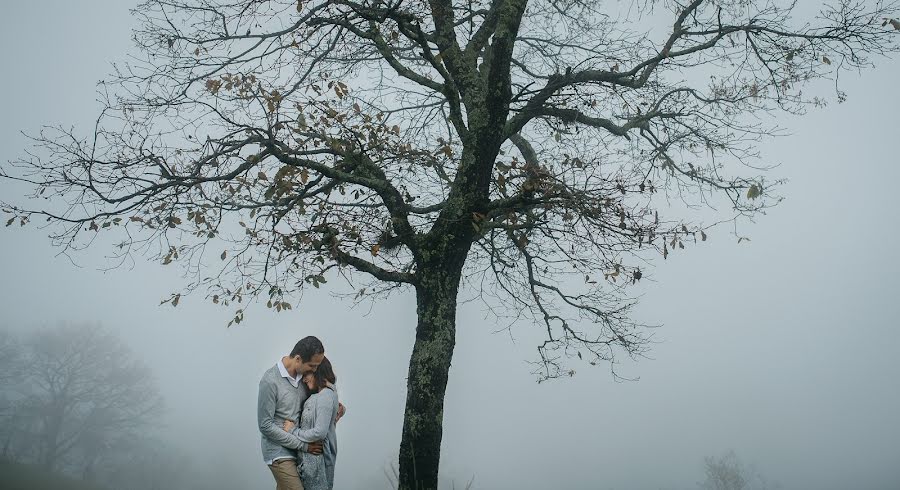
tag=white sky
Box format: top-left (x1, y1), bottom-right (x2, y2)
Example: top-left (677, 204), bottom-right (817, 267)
top-left (1, 1), bottom-right (899, 489)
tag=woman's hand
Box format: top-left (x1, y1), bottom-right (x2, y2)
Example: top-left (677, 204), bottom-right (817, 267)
top-left (283, 419), bottom-right (296, 432)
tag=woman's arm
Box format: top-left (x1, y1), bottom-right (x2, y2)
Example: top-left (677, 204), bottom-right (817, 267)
top-left (289, 390), bottom-right (337, 442)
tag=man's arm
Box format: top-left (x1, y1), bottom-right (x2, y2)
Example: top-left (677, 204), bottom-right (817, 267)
top-left (257, 377), bottom-right (309, 452)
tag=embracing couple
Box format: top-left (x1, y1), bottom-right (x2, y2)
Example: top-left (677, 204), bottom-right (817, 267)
top-left (258, 336), bottom-right (346, 490)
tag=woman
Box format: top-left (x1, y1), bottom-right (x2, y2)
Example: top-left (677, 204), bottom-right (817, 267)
top-left (283, 356), bottom-right (339, 490)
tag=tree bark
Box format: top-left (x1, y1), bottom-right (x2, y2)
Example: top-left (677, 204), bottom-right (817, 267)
top-left (398, 251), bottom-right (467, 489)
top-left (40, 419), bottom-right (60, 471)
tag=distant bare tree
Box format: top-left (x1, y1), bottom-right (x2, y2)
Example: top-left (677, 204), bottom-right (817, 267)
top-left (0, 329), bottom-right (25, 459)
top-left (3, 1), bottom-right (897, 487)
top-left (0, 325), bottom-right (163, 474)
top-left (701, 450), bottom-right (777, 490)
top-left (702, 450), bottom-right (748, 490)
top-left (0, 330), bottom-right (20, 384)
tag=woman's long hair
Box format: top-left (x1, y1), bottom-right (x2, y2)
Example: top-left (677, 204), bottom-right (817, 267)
top-left (311, 356), bottom-right (337, 391)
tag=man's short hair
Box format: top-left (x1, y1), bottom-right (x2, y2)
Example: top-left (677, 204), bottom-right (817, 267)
top-left (290, 336), bottom-right (324, 362)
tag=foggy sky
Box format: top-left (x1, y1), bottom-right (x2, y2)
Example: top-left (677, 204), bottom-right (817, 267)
top-left (1, 1), bottom-right (899, 489)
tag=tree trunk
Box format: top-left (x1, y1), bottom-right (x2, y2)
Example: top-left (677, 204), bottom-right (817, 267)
top-left (398, 260), bottom-right (465, 489)
top-left (40, 432), bottom-right (58, 471)
top-left (40, 407), bottom-right (62, 471)
top-left (38, 395), bottom-right (69, 471)
top-left (396, 71), bottom-right (509, 486)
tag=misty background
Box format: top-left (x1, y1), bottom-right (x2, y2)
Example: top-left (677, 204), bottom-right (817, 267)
top-left (1, 1), bottom-right (898, 489)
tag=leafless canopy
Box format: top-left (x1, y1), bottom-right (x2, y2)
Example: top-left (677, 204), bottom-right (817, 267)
top-left (0, 325), bottom-right (163, 475)
top-left (3, 0), bottom-right (897, 379)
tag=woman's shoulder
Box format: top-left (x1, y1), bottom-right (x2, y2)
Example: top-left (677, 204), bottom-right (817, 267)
top-left (309, 387), bottom-right (337, 401)
top-left (322, 385), bottom-right (338, 399)
top-left (319, 386), bottom-right (338, 406)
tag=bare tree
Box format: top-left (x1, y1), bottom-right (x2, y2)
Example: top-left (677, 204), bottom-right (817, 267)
top-left (702, 450), bottom-right (748, 490)
top-left (0, 329), bottom-right (25, 459)
top-left (0, 325), bottom-right (163, 474)
top-left (701, 450), bottom-right (776, 490)
top-left (2, 1), bottom-right (897, 487)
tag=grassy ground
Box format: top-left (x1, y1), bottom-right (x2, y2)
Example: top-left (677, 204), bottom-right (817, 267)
top-left (0, 459), bottom-right (107, 490)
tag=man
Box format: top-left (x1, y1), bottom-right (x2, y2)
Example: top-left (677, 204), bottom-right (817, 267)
top-left (259, 336), bottom-right (340, 490)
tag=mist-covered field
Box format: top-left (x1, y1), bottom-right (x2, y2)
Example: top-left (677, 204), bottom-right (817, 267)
top-left (2, 1), bottom-right (899, 489)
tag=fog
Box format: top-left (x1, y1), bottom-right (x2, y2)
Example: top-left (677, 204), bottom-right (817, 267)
top-left (1, 1), bottom-right (899, 489)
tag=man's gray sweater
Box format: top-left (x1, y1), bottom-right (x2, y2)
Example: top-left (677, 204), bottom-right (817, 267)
top-left (257, 363), bottom-right (309, 463)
